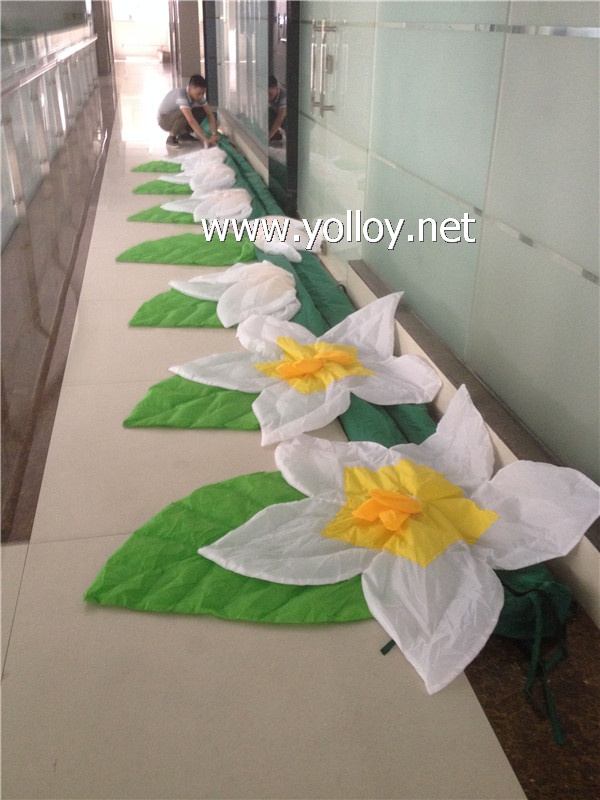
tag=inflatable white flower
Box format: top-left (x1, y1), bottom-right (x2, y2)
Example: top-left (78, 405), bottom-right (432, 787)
top-left (158, 158), bottom-right (236, 191)
top-left (189, 163), bottom-right (236, 192)
top-left (170, 293), bottom-right (442, 444)
top-left (165, 145), bottom-right (227, 169)
top-left (198, 386), bottom-right (600, 693)
top-left (169, 260), bottom-right (300, 327)
top-left (253, 216), bottom-right (323, 262)
top-left (161, 188), bottom-right (252, 223)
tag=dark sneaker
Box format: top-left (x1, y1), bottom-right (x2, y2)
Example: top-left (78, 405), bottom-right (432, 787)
top-left (166, 135), bottom-right (180, 147)
top-left (177, 131), bottom-right (194, 142)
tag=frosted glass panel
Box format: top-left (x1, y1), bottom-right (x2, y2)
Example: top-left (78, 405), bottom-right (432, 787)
top-left (1, 132), bottom-right (19, 250)
top-left (487, 35), bottom-right (599, 273)
top-left (300, 1), bottom-right (375, 144)
top-left (370, 27), bottom-right (503, 208)
top-left (40, 72), bottom-right (64, 159)
top-left (508, 1), bottom-right (600, 26)
top-left (319, 130), bottom-right (368, 262)
top-left (297, 0), bottom-right (375, 259)
top-left (378, 1), bottom-right (509, 24)
top-left (297, 113), bottom-right (327, 223)
top-left (468, 225), bottom-right (600, 481)
top-left (1, 35), bottom-right (98, 253)
top-left (324, 20), bottom-right (375, 150)
top-left (301, 1), bottom-right (331, 24)
top-left (328, 1), bottom-right (379, 24)
top-left (7, 87), bottom-right (44, 204)
top-left (295, 0), bottom-right (599, 487)
top-left (297, 113), bottom-right (368, 264)
top-left (363, 156), bottom-right (481, 358)
top-left (57, 62), bottom-right (75, 129)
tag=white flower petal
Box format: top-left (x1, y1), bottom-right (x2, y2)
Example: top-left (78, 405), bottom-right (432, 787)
top-left (189, 164), bottom-right (236, 193)
top-left (167, 147), bottom-right (227, 168)
top-left (170, 263), bottom-right (300, 328)
top-left (255, 238), bottom-right (303, 261)
top-left (190, 260), bottom-right (285, 286)
top-left (169, 279), bottom-right (223, 302)
top-left (472, 460), bottom-right (600, 569)
top-left (236, 314), bottom-right (316, 355)
top-left (198, 497), bottom-right (376, 584)
top-left (216, 264), bottom-right (298, 327)
top-left (252, 216), bottom-right (321, 255)
top-left (161, 198), bottom-right (202, 214)
top-left (190, 188), bottom-right (252, 222)
top-left (274, 435), bottom-right (399, 499)
top-left (352, 355), bottom-right (441, 404)
top-left (253, 382), bottom-right (352, 445)
top-left (156, 172), bottom-right (191, 184)
top-left (170, 352), bottom-right (274, 392)
top-left (391, 384), bottom-right (494, 493)
top-left (323, 293), bottom-right (403, 359)
top-left (361, 547), bottom-right (504, 694)
top-left (169, 262), bottom-right (289, 301)
top-left (217, 281), bottom-right (300, 327)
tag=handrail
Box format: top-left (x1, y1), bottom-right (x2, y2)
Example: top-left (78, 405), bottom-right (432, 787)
top-left (1, 32), bottom-right (97, 98)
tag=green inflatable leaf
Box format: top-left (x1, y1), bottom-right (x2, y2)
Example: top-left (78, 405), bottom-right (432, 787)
top-left (133, 179), bottom-right (192, 194)
top-left (84, 471), bottom-right (371, 623)
top-left (127, 203), bottom-right (267, 226)
top-left (116, 232), bottom-right (256, 266)
top-left (129, 290), bottom-right (222, 328)
top-left (123, 375), bottom-right (259, 430)
top-left (128, 205), bottom-right (194, 224)
top-left (132, 161), bottom-right (182, 173)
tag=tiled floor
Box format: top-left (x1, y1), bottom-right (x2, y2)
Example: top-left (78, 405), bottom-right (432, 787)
top-left (0, 58), bottom-right (594, 800)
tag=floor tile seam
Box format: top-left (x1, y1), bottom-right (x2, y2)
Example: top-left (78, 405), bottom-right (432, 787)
top-left (56, 375), bottom-right (204, 391)
top-left (49, 375), bottom-right (186, 391)
top-left (27, 530), bottom-right (133, 548)
top-left (63, 295), bottom-right (208, 309)
top-left (1, 542), bottom-right (31, 677)
top-left (65, 297), bottom-right (206, 308)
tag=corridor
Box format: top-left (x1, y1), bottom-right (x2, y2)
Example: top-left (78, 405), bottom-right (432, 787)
top-left (2, 52), bottom-right (599, 800)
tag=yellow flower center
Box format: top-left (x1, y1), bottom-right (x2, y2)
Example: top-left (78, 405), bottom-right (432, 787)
top-left (321, 459), bottom-right (499, 566)
top-left (353, 489), bottom-right (423, 531)
top-left (254, 337), bottom-right (374, 394)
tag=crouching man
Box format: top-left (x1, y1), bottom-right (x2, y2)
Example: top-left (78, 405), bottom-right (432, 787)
top-left (158, 74), bottom-right (220, 148)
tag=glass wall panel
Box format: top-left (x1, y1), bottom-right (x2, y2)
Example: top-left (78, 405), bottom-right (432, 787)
top-left (293, 0), bottom-right (599, 483)
top-left (216, 0), bottom-right (268, 152)
top-left (296, 1), bottom-right (375, 267)
top-left (39, 72), bottom-right (64, 160)
top-left (1, 35), bottom-right (98, 251)
top-left (7, 85), bottom-right (44, 204)
top-left (0, 132), bottom-right (19, 249)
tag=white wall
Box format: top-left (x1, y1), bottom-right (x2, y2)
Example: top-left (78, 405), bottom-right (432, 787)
top-left (110, 0), bottom-right (169, 59)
